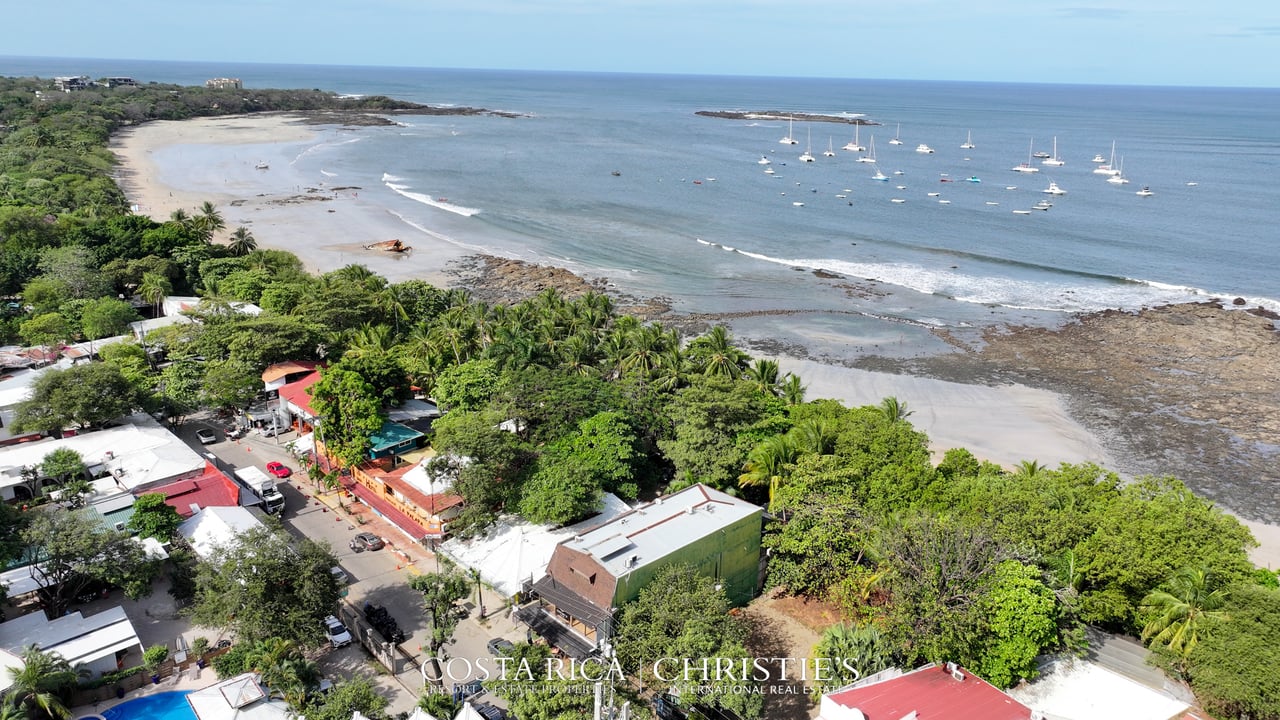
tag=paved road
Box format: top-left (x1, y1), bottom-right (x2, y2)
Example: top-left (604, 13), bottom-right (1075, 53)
top-left (187, 417), bottom-right (526, 713)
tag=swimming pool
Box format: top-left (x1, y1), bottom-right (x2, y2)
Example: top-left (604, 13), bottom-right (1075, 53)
top-left (102, 691), bottom-right (195, 720)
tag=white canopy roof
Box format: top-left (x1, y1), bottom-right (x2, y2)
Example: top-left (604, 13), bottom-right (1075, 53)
top-left (441, 493), bottom-right (630, 597)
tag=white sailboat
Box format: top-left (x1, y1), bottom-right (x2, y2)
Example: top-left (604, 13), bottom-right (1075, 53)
top-left (823, 137), bottom-right (837, 157)
top-left (857, 135), bottom-right (878, 163)
top-left (799, 128), bottom-right (816, 162)
top-left (1107, 156), bottom-right (1130, 185)
top-left (779, 116), bottom-right (798, 145)
top-left (843, 123), bottom-right (865, 152)
top-left (1012, 139), bottom-right (1041, 173)
top-left (1093, 141), bottom-right (1120, 176)
top-left (1041, 136), bottom-right (1065, 166)
top-left (888, 123), bottom-right (904, 145)
top-left (961, 130), bottom-right (975, 150)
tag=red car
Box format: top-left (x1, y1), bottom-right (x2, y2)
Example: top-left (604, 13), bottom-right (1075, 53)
top-left (265, 461), bottom-right (292, 479)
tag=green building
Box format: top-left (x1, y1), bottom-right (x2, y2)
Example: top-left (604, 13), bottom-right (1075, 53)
top-left (520, 484), bottom-right (763, 658)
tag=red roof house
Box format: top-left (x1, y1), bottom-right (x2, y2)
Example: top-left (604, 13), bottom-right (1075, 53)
top-left (145, 462), bottom-right (241, 517)
top-left (279, 370), bottom-right (322, 420)
top-left (819, 663), bottom-right (1032, 720)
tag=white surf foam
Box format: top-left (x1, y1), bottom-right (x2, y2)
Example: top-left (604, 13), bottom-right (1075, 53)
top-left (383, 178), bottom-right (480, 217)
top-left (291, 137), bottom-right (362, 165)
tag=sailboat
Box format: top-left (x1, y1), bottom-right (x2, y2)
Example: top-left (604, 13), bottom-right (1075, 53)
top-left (799, 128), bottom-right (816, 162)
top-left (843, 123), bottom-right (865, 152)
top-left (1093, 141), bottom-right (1120, 176)
top-left (1012, 138), bottom-right (1041, 173)
top-left (1041, 137), bottom-right (1065, 166)
top-left (857, 135), bottom-right (878, 163)
top-left (823, 137), bottom-right (836, 157)
top-left (779, 116), bottom-right (798, 145)
top-left (1107, 157), bottom-right (1130, 184)
top-left (961, 130), bottom-right (975, 150)
top-left (888, 123), bottom-right (904, 145)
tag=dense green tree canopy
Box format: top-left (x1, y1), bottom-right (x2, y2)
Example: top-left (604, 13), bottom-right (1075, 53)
top-left (20, 508), bottom-right (160, 619)
top-left (12, 362), bottom-right (140, 433)
top-left (127, 493), bottom-right (184, 542)
top-left (614, 565), bottom-right (763, 720)
top-left (309, 366), bottom-right (383, 467)
top-left (188, 525), bottom-right (341, 647)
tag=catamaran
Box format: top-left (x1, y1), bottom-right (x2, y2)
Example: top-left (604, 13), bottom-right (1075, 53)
top-left (857, 135), bottom-right (878, 163)
top-left (1041, 137), bottom-right (1065, 166)
top-left (779, 116), bottom-right (798, 145)
top-left (888, 123), bottom-right (904, 145)
top-left (961, 130), bottom-right (975, 150)
top-left (843, 123), bottom-right (865, 152)
top-left (1012, 139), bottom-right (1041, 173)
top-left (799, 128), bottom-right (816, 162)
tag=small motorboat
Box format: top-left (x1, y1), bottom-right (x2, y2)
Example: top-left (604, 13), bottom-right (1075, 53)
top-left (255, 162), bottom-right (269, 170)
top-left (1136, 186), bottom-right (1155, 197)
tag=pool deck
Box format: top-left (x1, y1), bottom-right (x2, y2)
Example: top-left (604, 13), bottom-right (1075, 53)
top-left (73, 666), bottom-right (214, 715)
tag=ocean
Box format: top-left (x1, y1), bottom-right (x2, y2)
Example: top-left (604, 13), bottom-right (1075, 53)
top-left (6, 57), bottom-right (1279, 359)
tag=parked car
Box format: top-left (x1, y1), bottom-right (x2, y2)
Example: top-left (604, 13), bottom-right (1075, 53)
top-left (265, 461), bottom-right (292, 479)
top-left (324, 615), bottom-right (352, 648)
top-left (486, 638), bottom-right (515, 656)
top-left (349, 532), bottom-right (385, 552)
top-left (259, 424), bottom-right (285, 437)
top-left (195, 428), bottom-right (219, 445)
top-left (330, 565), bottom-right (350, 585)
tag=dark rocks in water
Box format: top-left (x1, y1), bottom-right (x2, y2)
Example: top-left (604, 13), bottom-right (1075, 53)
top-left (812, 269), bottom-right (843, 280)
top-left (1234, 297), bottom-right (1247, 305)
top-left (695, 110), bottom-right (878, 125)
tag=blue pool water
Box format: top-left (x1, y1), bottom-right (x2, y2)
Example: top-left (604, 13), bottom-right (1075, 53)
top-left (102, 691), bottom-right (195, 720)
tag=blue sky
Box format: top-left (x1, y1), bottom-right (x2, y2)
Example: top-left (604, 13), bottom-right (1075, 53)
top-left (9, 0), bottom-right (1280, 87)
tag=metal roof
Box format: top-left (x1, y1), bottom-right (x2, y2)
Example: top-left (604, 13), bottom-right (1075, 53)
top-left (560, 484), bottom-right (761, 577)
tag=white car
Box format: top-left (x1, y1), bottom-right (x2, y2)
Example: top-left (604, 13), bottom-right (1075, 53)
top-left (195, 428), bottom-right (219, 445)
top-left (324, 615), bottom-right (352, 648)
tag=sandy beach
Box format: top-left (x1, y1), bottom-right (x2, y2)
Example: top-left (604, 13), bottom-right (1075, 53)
top-left (110, 114), bottom-right (470, 286)
top-left (110, 114), bottom-right (1280, 570)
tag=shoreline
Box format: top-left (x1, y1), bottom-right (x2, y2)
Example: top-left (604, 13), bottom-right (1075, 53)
top-left (110, 113), bottom-right (1280, 570)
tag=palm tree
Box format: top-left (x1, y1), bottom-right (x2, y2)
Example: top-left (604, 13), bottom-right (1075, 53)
top-left (738, 435), bottom-right (798, 511)
top-left (813, 623), bottom-right (891, 685)
top-left (5, 646), bottom-right (76, 720)
top-left (227, 226), bottom-right (257, 256)
top-left (194, 201), bottom-right (226, 241)
top-left (137, 271), bottom-right (172, 317)
top-left (168, 208), bottom-right (190, 225)
top-left (779, 373), bottom-right (806, 405)
top-left (1140, 566), bottom-right (1228, 663)
top-left (787, 417), bottom-right (837, 455)
top-left (878, 395), bottom-right (913, 423)
top-left (744, 359), bottom-right (781, 396)
top-left (1014, 459), bottom-right (1045, 478)
top-left (687, 325), bottom-right (748, 379)
top-left (345, 323), bottom-right (396, 359)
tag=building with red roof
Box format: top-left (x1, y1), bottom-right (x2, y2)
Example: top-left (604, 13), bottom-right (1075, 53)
top-left (144, 462), bottom-right (241, 518)
top-left (279, 370), bottom-right (322, 430)
top-left (819, 663), bottom-right (1032, 720)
